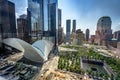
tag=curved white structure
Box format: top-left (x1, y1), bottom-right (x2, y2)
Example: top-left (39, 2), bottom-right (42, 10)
top-left (2, 38), bottom-right (54, 62)
top-left (32, 40), bottom-right (54, 61)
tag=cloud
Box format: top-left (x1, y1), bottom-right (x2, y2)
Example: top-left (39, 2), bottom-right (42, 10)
top-left (58, 0), bottom-right (120, 34)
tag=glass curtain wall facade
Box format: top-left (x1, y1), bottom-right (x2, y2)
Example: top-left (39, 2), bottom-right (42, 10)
top-left (58, 9), bottom-right (61, 28)
top-left (0, 0), bottom-right (16, 39)
top-left (66, 20), bottom-right (71, 44)
top-left (43, 0), bottom-right (58, 45)
top-left (28, 0), bottom-right (58, 45)
top-left (50, 0), bottom-right (58, 45)
top-left (8, 1), bottom-right (16, 38)
top-left (28, 0), bottom-right (42, 40)
top-left (72, 20), bottom-right (76, 33)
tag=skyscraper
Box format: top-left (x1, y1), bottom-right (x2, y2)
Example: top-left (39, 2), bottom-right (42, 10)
top-left (85, 29), bottom-right (90, 41)
top-left (48, 2), bottom-right (58, 45)
top-left (0, 0), bottom-right (16, 39)
top-left (95, 16), bottom-right (112, 45)
top-left (72, 20), bottom-right (76, 33)
top-left (66, 20), bottom-right (71, 44)
top-left (58, 9), bottom-right (62, 43)
top-left (58, 9), bottom-right (61, 28)
top-left (28, 0), bottom-right (58, 45)
top-left (28, 0), bottom-right (42, 40)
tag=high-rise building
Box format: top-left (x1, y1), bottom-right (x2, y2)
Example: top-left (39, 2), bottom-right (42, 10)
top-left (58, 9), bottom-right (62, 44)
top-left (48, 1), bottom-right (58, 45)
top-left (58, 9), bottom-right (61, 28)
top-left (0, 0), bottom-right (16, 39)
top-left (85, 29), bottom-right (90, 41)
top-left (72, 20), bottom-right (76, 33)
top-left (66, 20), bottom-right (71, 44)
top-left (17, 14), bottom-right (31, 42)
top-left (95, 16), bottom-right (112, 45)
top-left (28, 0), bottom-right (58, 45)
top-left (28, 0), bottom-right (42, 40)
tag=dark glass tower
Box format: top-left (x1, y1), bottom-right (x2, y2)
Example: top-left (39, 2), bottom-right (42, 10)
top-left (72, 20), bottom-right (76, 33)
top-left (58, 9), bottom-right (61, 28)
top-left (66, 19), bottom-right (71, 44)
top-left (85, 29), bottom-right (90, 41)
top-left (0, 0), bottom-right (16, 39)
top-left (58, 9), bottom-right (62, 43)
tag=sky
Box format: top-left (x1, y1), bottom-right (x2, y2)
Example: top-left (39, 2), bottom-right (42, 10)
top-left (9, 0), bottom-right (120, 35)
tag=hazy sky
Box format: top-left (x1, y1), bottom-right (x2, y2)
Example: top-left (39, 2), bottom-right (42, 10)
top-left (9, 0), bottom-right (120, 35)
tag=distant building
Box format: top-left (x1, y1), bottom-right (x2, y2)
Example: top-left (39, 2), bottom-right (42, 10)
top-left (95, 16), bottom-right (112, 46)
top-left (17, 15), bottom-right (31, 42)
top-left (66, 20), bottom-right (71, 44)
top-left (0, 0), bottom-right (16, 39)
top-left (85, 29), bottom-right (90, 42)
top-left (72, 20), bottom-right (76, 33)
top-left (75, 29), bottom-right (85, 45)
top-left (90, 35), bottom-right (95, 44)
top-left (113, 30), bottom-right (120, 41)
top-left (108, 38), bottom-right (118, 48)
top-left (19, 14), bottom-right (27, 19)
top-left (71, 29), bottom-right (85, 45)
top-left (117, 42), bottom-right (120, 49)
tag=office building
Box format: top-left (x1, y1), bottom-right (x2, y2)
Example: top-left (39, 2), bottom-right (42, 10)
top-left (117, 42), bottom-right (120, 49)
top-left (95, 16), bottom-right (112, 45)
top-left (17, 14), bottom-right (31, 42)
top-left (48, 2), bottom-right (58, 45)
top-left (0, 0), bottom-right (16, 39)
top-left (108, 38), bottom-right (118, 48)
top-left (72, 20), bottom-right (76, 33)
top-left (58, 9), bottom-right (61, 28)
top-left (28, 0), bottom-right (42, 40)
top-left (58, 9), bottom-right (62, 44)
top-left (28, 0), bottom-right (58, 45)
top-left (71, 29), bottom-right (85, 45)
top-left (85, 29), bottom-right (90, 41)
top-left (66, 20), bottom-right (71, 44)
top-left (113, 30), bottom-right (120, 41)
top-left (90, 35), bottom-right (95, 44)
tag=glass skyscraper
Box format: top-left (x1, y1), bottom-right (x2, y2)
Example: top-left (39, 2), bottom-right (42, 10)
top-left (85, 29), bottom-right (90, 41)
top-left (28, 0), bottom-right (58, 45)
top-left (58, 9), bottom-right (61, 28)
top-left (66, 19), bottom-right (71, 44)
top-left (72, 20), bottom-right (76, 33)
top-left (58, 9), bottom-right (62, 43)
top-left (28, 0), bottom-right (42, 40)
top-left (0, 0), bottom-right (16, 39)
top-left (43, 0), bottom-right (58, 45)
